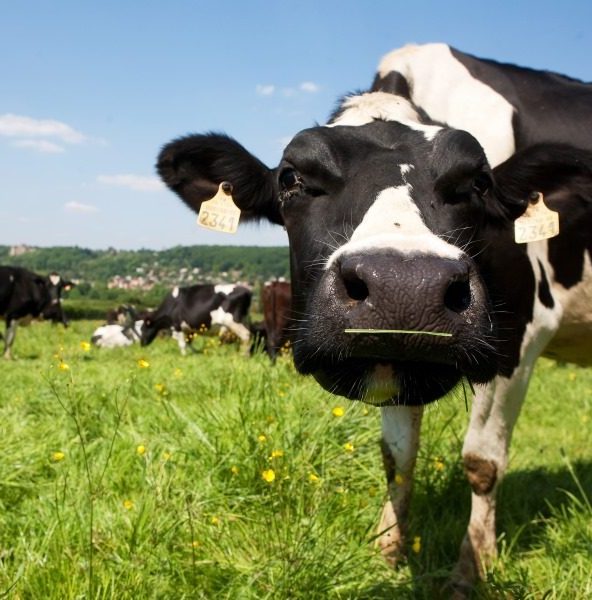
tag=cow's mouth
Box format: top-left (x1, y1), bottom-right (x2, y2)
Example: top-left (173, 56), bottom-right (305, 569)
top-left (311, 357), bottom-right (467, 406)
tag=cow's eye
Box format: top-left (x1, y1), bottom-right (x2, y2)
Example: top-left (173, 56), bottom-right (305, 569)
top-left (472, 172), bottom-right (492, 196)
top-left (279, 168), bottom-right (302, 191)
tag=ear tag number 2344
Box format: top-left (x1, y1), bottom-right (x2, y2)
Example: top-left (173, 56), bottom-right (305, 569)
top-left (514, 192), bottom-right (559, 244)
top-left (197, 182), bottom-right (241, 234)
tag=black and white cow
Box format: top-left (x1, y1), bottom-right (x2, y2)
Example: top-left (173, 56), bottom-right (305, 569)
top-left (155, 43), bottom-right (592, 590)
top-left (0, 266), bottom-right (74, 358)
top-left (140, 283), bottom-right (252, 354)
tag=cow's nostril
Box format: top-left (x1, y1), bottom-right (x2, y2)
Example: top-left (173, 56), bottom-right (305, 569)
top-left (343, 271), bottom-right (369, 302)
top-left (444, 279), bottom-right (472, 313)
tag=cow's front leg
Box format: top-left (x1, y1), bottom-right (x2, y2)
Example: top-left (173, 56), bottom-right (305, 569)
top-left (377, 405), bottom-right (423, 566)
top-left (3, 319), bottom-right (17, 359)
top-left (453, 367), bottom-right (534, 591)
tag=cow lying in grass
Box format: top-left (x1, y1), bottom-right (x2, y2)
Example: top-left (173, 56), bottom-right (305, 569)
top-left (154, 43), bottom-right (592, 591)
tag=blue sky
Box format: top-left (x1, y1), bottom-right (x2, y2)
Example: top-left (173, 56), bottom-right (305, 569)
top-left (1, 0), bottom-right (591, 250)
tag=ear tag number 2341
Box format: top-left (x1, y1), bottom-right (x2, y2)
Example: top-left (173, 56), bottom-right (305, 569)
top-left (514, 192), bottom-right (559, 244)
top-left (197, 182), bottom-right (241, 234)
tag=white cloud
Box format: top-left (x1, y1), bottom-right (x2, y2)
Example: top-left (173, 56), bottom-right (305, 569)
top-left (0, 113), bottom-right (86, 144)
top-left (13, 139), bottom-right (65, 154)
top-left (256, 84), bottom-right (275, 96)
top-left (97, 174), bottom-right (165, 192)
top-left (64, 201), bottom-right (99, 213)
top-left (300, 81), bottom-right (320, 93)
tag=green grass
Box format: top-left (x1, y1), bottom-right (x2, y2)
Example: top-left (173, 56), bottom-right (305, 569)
top-left (0, 321), bottom-right (590, 599)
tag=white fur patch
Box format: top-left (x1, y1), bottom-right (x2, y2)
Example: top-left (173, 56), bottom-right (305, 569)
top-left (49, 274), bottom-right (61, 286)
top-left (326, 185), bottom-right (462, 268)
top-left (172, 286), bottom-right (180, 298)
top-left (214, 283), bottom-right (236, 296)
top-left (330, 92), bottom-right (441, 141)
top-left (378, 43), bottom-right (515, 167)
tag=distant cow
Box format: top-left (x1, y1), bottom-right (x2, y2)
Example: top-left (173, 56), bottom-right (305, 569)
top-left (0, 266), bottom-right (74, 358)
top-left (140, 283), bottom-right (252, 354)
top-left (155, 44), bottom-right (591, 592)
top-left (261, 279), bottom-right (291, 360)
top-left (91, 320), bottom-right (144, 349)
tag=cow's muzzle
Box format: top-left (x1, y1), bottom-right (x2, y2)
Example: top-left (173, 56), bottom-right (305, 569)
top-left (294, 250), bottom-right (497, 405)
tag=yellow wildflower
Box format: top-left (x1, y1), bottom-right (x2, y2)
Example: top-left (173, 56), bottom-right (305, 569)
top-left (332, 406), bottom-right (345, 418)
top-left (58, 362), bottom-right (70, 371)
top-left (568, 371), bottom-right (577, 381)
top-left (231, 465), bottom-right (239, 475)
top-left (136, 444), bottom-right (146, 456)
top-left (261, 469), bottom-right (276, 483)
top-left (257, 434), bottom-right (267, 443)
top-left (412, 536), bottom-right (421, 553)
top-left (174, 368), bottom-right (183, 378)
top-left (154, 383), bottom-right (167, 395)
top-left (210, 516), bottom-right (220, 525)
top-left (123, 500), bottom-right (134, 510)
top-left (51, 451), bottom-right (65, 462)
top-left (394, 473), bottom-right (405, 485)
top-left (163, 451), bottom-right (172, 461)
top-left (434, 458), bottom-right (445, 471)
top-left (191, 540), bottom-right (200, 548)
top-left (270, 449), bottom-right (284, 459)
top-left (80, 341), bottom-right (91, 352)
top-left (343, 441), bottom-right (355, 453)
top-left (137, 358), bottom-right (150, 369)
top-left (308, 473), bottom-right (320, 484)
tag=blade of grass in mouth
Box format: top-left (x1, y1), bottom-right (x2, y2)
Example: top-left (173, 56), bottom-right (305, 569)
top-left (344, 328), bottom-right (453, 337)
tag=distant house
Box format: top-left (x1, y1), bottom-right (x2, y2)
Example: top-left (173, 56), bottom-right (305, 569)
top-left (9, 244), bottom-right (35, 257)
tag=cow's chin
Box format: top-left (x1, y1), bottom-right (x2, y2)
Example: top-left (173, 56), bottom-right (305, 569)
top-left (311, 359), bottom-right (465, 407)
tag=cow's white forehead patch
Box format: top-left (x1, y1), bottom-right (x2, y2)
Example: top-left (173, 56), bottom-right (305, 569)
top-left (49, 274), bottom-right (61, 286)
top-left (171, 286), bottom-right (180, 298)
top-left (329, 92), bottom-right (441, 141)
top-left (326, 185), bottom-right (462, 268)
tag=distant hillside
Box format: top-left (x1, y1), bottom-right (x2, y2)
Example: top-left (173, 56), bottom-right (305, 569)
top-left (0, 245), bottom-right (290, 285)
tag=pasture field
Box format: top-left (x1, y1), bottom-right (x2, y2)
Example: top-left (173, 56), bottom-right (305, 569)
top-left (0, 321), bottom-right (590, 599)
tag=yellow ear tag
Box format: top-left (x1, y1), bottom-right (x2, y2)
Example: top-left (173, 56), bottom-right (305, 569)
top-left (197, 182), bottom-right (241, 234)
top-left (514, 192), bottom-right (559, 244)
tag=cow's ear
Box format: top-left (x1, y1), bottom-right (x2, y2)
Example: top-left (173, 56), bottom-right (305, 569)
top-left (157, 133), bottom-right (282, 225)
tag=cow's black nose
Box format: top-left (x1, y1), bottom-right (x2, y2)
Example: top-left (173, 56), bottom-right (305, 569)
top-left (335, 251), bottom-right (478, 333)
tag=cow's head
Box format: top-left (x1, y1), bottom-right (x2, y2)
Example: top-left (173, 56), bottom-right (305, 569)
top-left (140, 313), bottom-right (170, 347)
top-left (42, 272), bottom-right (75, 326)
top-left (157, 93), bottom-right (528, 405)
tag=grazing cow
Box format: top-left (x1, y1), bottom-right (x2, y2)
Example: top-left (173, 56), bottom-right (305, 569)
top-left (140, 283), bottom-right (252, 354)
top-left (155, 43), bottom-right (592, 592)
top-left (0, 266), bottom-right (74, 358)
top-left (261, 279), bottom-right (292, 360)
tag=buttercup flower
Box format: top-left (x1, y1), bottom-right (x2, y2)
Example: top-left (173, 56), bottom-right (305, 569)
top-left (343, 442), bottom-right (355, 453)
top-left (210, 516), bottom-right (220, 525)
top-left (257, 434), bottom-right (267, 443)
top-left (80, 341), bottom-right (91, 352)
top-left (58, 362), bottom-right (70, 371)
top-left (231, 465), bottom-right (239, 475)
top-left (308, 473), bottom-right (320, 484)
top-left (433, 458), bottom-right (445, 471)
top-left (136, 444), bottom-right (146, 456)
top-left (123, 500), bottom-right (134, 510)
top-left (412, 536), bottom-right (421, 553)
top-left (332, 406), bottom-right (345, 418)
top-left (270, 449), bottom-right (284, 459)
top-left (137, 358), bottom-right (150, 369)
top-left (51, 451), bottom-right (65, 462)
top-left (262, 469), bottom-right (276, 483)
